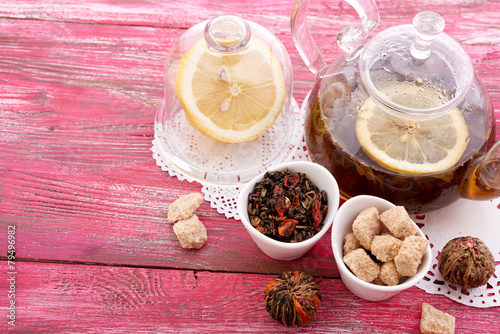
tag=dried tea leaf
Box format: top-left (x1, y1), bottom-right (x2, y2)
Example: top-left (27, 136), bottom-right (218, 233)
top-left (247, 169), bottom-right (328, 243)
top-left (264, 271), bottom-right (321, 327)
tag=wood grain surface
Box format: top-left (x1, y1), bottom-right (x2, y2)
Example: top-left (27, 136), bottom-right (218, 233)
top-left (2, 262), bottom-right (500, 333)
top-left (1, 0), bottom-right (499, 332)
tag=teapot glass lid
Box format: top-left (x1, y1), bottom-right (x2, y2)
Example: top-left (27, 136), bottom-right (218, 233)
top-left (359, 11), bottom-right (474, 118)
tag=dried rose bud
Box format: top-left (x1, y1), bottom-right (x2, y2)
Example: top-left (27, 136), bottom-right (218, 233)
top-left (264, 271), bottom-right (321, 327)
top-left (438, 236), bottom-right (496, 289)
top-left (283, 174), bottom-right (300, 188)
top-left (278, 219), bottom-right (298, 238)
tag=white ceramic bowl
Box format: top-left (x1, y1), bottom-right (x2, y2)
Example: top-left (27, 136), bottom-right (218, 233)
top-left (237, 161), bottom-right (340, 260)
top-left (331, 195), bottom-right (432, 301)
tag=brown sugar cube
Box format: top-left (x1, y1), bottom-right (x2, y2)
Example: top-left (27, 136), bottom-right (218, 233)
top-left (343, 248), bottom-right (380, 282)
top-left (352, 207), bottom-right (383, 250)
top-left (371, 234), bottom-right (403, 262)
top-left (379, 206), bottom-right (418, 239)
top-left (343, 232), bottom-right (361, 255)
top-left (420, 303), bottom-right (455, 334)
top-left (371, 277), bottom-right (386, 286)
top-left (167, 193), bottom-right (203, 222)
top-left (394, 236), bottom-right (429, 277)
top-left (173, 215), bottom-right (207, 249)
top-left (379, 261), bottom-right (402, 286)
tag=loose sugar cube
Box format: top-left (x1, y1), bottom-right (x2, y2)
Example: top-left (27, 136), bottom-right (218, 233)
top-left (343, 232), bottom-right (361, 255)
top-left (379, 206), bottom-right (417, 239)
top-left (352, 207), bottom-right (383, 250)
top-left (379, 261), bottom-right (402, 286)
top-left (394, 236), bottom-right (429, 276)
top-left (173, 215), bottom-right (207, 249)
top-left (420, 303), bottom-right (455, 334)
top-left (168, 193), bottom-right (203, 222)
top-left (343, 248), bottom-right (380, 282)
top-left (371, 234), bottom-right (403, 262)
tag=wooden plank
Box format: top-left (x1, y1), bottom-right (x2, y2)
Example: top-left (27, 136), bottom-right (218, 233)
top-left (1, 1), bottom-right (499, 118)
top-left (1, 261), bottom-right (499, 333)
top-left (2, 0), bottom-right (500, 107)
top-left (0, 0), bottom-right (297, 31)
top-left (0, 12), bottom-right (334, 276)
top-left (0, 0), bottom-right (499, 275)
top-left (0, 160), bottom-right (337, 276)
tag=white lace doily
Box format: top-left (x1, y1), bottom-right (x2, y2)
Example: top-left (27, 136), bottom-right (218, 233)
top-left (151, 98), bottom-right (309, 220)
top-left (152, 139), bottom-right (309, 219)
top-left (152, 99), bottom-right (499, 308)
top-left (414, 198), bottom-right (500, 308)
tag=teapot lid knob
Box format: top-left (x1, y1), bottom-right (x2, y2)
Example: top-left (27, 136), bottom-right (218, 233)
top-left (359, 11), bottom-right (474, 118)
top-left (411, 11), bottom-right (445, 60)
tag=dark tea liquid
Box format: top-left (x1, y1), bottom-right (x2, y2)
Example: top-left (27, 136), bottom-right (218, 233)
top-left (459, 157), bottom-right (500, 200)
top-left (305, 90), bottom-right (496, 214)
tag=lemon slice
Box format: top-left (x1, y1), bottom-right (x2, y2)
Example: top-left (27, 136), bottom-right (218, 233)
top-left (174, 36), bottom-right (286, 143)
top-left (356, 91), bottom-right (469, 174)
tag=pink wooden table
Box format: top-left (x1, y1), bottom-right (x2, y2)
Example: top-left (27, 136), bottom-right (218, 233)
top-left (1, 1), bottom-right (499, 332)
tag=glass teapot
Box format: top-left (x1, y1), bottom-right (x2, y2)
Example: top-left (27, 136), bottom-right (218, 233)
top-left (291, 0), bottom-right (500, 213)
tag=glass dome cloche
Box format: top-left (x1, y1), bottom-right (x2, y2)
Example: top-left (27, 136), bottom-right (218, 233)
top-left (154, 14), bottom-right (302, 185)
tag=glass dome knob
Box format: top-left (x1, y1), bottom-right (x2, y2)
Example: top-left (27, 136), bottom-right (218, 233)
top-left (204, 15), bottom-right (251, 52)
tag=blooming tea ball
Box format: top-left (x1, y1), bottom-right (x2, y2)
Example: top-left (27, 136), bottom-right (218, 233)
top-left (264, 271), bottom-right (321, 327)
top-left (438, 236), bottom-right (495, 289)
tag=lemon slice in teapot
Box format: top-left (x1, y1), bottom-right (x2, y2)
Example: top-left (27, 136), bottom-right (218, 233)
top-left (356, 85), bottom-right (469, 174)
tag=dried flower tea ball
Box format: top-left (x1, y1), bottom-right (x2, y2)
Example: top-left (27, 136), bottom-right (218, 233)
top-left (264, 271), bottom-right (321, 327)
top-left (438, 236), bottom-right (496, 289)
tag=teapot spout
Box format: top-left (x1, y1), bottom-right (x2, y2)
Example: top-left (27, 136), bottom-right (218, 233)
top-left (291, 0), bottom-right (379, 76)
top-left (459, 140), bottom-right (500, 201)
